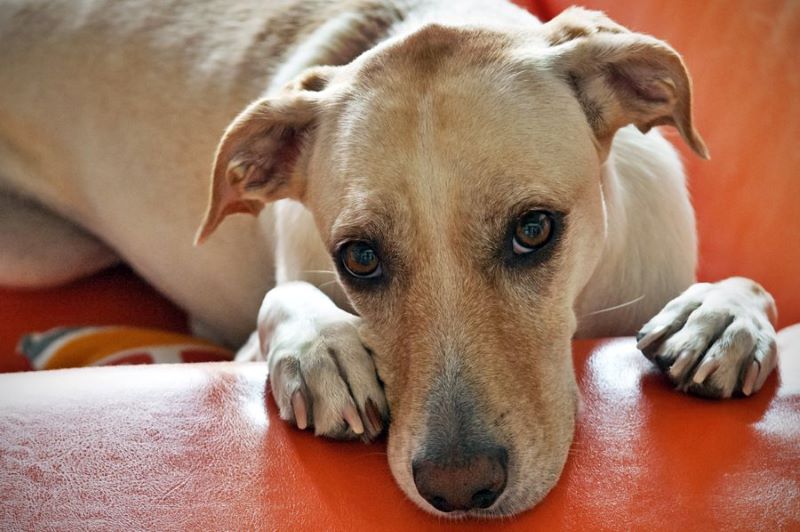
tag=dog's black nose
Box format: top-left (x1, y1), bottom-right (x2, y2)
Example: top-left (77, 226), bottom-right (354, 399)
top-left (412, 446), bottom-right (508, 512)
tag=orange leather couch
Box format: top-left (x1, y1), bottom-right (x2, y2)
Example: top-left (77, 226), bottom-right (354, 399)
top-left (1, 1), bottom-right (798, 529)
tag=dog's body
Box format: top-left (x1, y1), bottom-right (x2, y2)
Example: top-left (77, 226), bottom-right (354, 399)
top-left (0, 0), bottom-right (778, 518)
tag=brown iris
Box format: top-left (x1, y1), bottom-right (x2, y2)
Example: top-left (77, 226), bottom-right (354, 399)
top-left (513, 211), bottom-right (553, 254)
top-left (341, 241), bottom-right (382, 278)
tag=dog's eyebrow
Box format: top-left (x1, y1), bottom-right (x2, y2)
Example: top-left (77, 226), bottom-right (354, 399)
top-left (330, 205), bottom-right (393, 246)
top-left (482, 180), bottom-right (574, 211)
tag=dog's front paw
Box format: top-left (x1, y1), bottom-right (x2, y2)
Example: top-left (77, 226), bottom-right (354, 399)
top-left (267, 315), bottom-right (388, 440)
top-left (637, 278), bottom-right (777, 398)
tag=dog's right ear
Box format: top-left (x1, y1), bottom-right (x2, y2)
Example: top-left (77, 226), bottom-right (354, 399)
top-left (194, 95), bottom-right (317, 245)
top-left (195, 68), bottom-right (337, 245)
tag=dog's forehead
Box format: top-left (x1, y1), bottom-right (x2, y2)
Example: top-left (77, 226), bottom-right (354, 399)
top-left (328, 70), bottom-right (597, 223)
top-left (330, 29), bottom-right (598, 183)
top-left (355, 24), bottom-right (515, 83)
top-left (318, 26), bottom-right (600, 246)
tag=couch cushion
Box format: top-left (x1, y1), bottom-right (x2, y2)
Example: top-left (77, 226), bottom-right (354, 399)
top-left (1, 337), bottom-right (797, 530)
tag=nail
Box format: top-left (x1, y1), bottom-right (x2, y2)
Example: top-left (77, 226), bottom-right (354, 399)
top-left (742, 360), bottom-right (759, 396)
top-left (693, 357), bottom-right (720, 384)
top-left (365, 398), bottom-right (383, 437)
top-left (343, 403), bottom-right (364, 435)
top-left (291, 390), bottom-right (308, 430)
top-left (669, 350), bottom-right (693, 379)
top-left (755, 350), bottom-right (774, 390)
top-left (637, 324), bottom-right (669, 352)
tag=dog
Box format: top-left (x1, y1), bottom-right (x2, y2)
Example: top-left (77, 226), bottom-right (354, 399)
top-left (0, 0), bottom-right (779, 518)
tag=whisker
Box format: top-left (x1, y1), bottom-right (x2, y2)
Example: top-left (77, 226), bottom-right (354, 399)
top-left (301, 270), bottom-right (337, 276)
top-left (318, 279), bottom-right (340, 289)
top-left (581, 294), bottom-right (645, 317)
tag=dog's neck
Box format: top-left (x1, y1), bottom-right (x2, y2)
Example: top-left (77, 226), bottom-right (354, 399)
top-left (574, 127), bottom-right (698, 338)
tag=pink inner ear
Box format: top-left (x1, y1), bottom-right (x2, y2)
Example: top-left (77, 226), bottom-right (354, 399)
top-left (261, 127), bottom-right (301, 187)
top-left (194, 178), bottom-right (265, 245)
top-left (221, 199), bottom-right (264, 217)
top-left (608, 62), bottom-right (673, 105)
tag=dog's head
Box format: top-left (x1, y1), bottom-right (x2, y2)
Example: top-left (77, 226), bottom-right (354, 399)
top-left (197, 8), bottom-right (706, 517)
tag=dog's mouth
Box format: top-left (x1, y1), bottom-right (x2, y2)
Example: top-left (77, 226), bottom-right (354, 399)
top-left (353, 286), bottom-right (581, 518)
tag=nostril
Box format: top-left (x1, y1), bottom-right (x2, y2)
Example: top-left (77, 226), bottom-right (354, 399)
top-left (429, 495), bottom-right (453, 513)
top-left (471, 487), bottom-right (500, 509)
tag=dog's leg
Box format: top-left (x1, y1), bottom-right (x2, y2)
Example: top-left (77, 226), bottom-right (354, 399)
top-left (0, 191), bottom-right (119, 288)
top-left (240, 281), bottom-right (388, 441)
top-left (636, 277), bottom-right (778, 398)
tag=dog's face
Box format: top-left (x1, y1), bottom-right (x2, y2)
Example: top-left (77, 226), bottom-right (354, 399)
top-left (198, 9), bottom-right (706, 517)
top-left (304, 27), bottom-right (606, 516)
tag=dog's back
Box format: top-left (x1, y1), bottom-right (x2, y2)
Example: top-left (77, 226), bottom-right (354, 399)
top-left (0, 0), bottom-right (331, 207)
top-left (0, 0), bottom-right (405, 343)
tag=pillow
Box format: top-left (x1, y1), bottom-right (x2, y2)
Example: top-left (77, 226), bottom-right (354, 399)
top-left (18, 326), bottom-right (233, 370)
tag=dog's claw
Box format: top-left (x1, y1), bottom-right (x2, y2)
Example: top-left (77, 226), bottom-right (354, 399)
top-left (636, 324), bottom-right (669, 353)
top-left (668, 349), bottom-right (693, 380)
top-left (343, 403), bottom-right (365, 435)
top-left (292, 390), bottom-right (308, 430)
top-left (364, 398), bottom-right (384, 437)
top-left (692, 356), bottom-right (720, 384)
top-left (742, 360), bottom-right (759, 396)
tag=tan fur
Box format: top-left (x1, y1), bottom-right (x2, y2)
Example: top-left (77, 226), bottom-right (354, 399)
top-left (1, 0), bottom-right (777, 518)
top-left (204, 15), bottom-right (684, 514)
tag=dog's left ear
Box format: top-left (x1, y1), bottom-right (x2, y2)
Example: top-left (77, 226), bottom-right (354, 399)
top-left (543, 19), bottom-right (709, 160)
top-left (195, 67), bottom-right (337, 245)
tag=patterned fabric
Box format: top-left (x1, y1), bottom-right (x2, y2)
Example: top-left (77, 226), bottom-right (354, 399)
top-left (17, 326), bottom-right (233, 370)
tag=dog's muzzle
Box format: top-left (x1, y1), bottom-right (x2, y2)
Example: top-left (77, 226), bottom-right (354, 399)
top-left (411, 358), bottom-right (509, 513)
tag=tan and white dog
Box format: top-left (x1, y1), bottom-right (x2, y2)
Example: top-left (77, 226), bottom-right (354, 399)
top-left (0, 0), bottom-right (778, 518)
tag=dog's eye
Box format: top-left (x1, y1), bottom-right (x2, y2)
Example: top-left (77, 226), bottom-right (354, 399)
top-left (513, 211), bottom-right (553, 254)
top-left (340, 241), bottom-right (382, 279)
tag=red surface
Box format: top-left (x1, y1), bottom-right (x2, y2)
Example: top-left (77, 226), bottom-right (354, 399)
top-left (1, 337), bottom-right (798, 530)
top-left (1, 0), bottom-right (799, 529)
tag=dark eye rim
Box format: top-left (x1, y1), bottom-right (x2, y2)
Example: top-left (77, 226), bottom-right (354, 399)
top-left (504, 209), bottom-right (564, 268)
top-left (336, 239), bottom-right (385, 282)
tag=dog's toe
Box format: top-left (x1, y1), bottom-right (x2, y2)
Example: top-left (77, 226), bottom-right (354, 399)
top-left (268, 321), bottom-right (388, 440)
top-left (636, 282), bottom-right (712, 359)
top-left (637, 279), bottom-right (777, 399)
